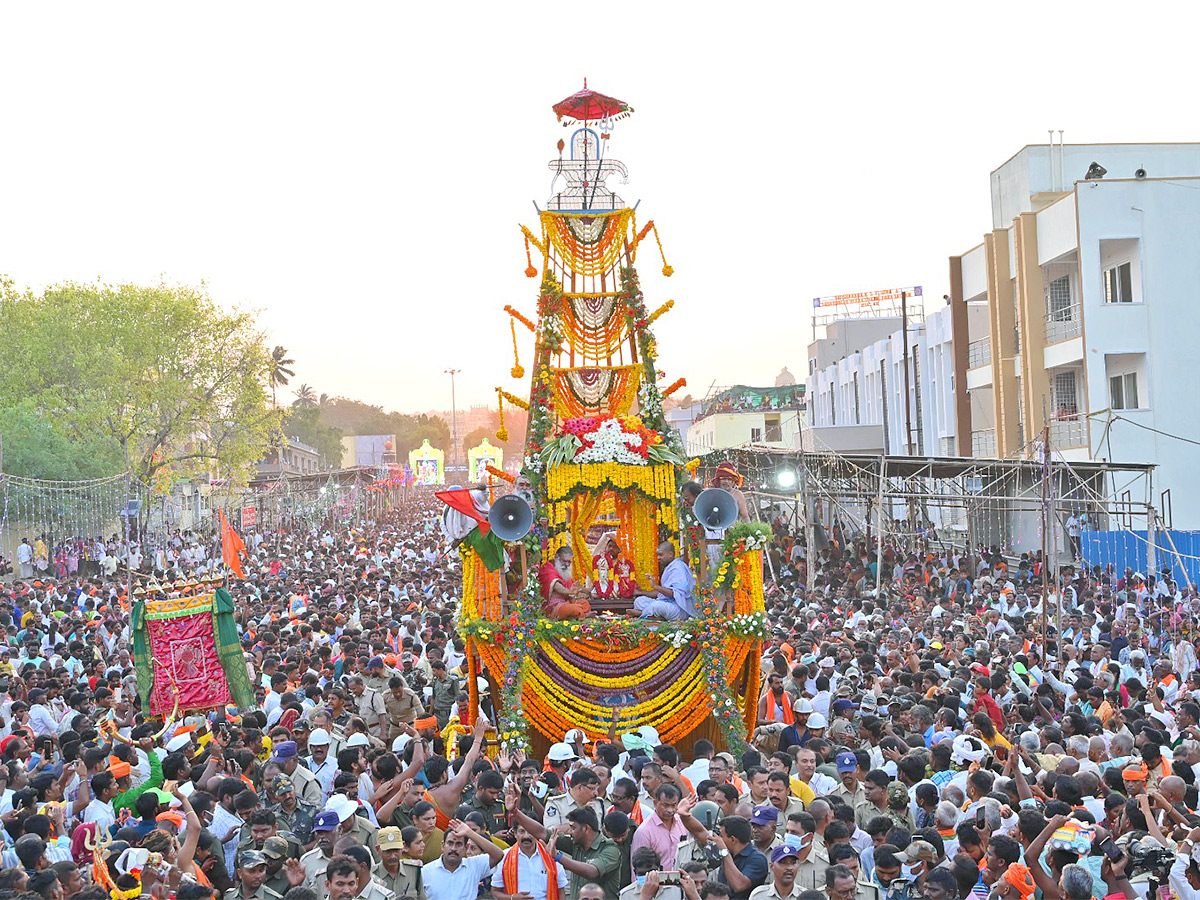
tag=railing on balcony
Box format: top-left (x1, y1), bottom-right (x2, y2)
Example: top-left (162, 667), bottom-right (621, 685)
top-left (967, 338), bottom-right (992, 368)
top-left (971, 429), bottom-right (997, 456)
top-left (1046, 304), bottom-right (1082, 343)
top-left (1049, 417), bottom-right (1086, 448)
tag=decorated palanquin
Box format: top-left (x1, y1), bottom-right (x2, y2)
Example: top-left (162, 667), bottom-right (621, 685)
top-left (409, 439), bottom-right (445, 486)
top-left (458, 85), bottom-right (768, 757)
top-left (467, 438), bottom-right (504, 483)
top-left (132, 579), bottom-right (256, 716)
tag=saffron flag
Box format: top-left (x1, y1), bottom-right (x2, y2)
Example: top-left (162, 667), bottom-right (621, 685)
top-left (219, 508), bottom-right (247, 579)
top-left (435, 488), bottom-right (490, 534)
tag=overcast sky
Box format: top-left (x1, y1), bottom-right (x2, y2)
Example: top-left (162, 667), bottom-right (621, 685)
top-left (2, 2), bottom-right (1195, 413)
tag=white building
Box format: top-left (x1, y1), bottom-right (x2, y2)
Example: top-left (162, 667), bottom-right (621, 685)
top-left (950, 142), bottom-right (1200, 529)
top-left (684, 385), bottom-right (806, 455)
top-left (807, 302), bottom-right (974, 457)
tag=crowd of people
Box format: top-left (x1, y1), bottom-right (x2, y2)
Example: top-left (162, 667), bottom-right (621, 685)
top-left (0, 475), bottom-right (1198, 900)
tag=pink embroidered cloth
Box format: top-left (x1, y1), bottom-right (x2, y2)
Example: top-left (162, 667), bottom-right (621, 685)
top-left (146, 610), bottom-right (232, 715)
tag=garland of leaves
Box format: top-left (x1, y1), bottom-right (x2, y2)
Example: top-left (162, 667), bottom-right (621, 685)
top-left (712, 522), bottom-right (774, 589)
top-left (693, 583), bottom-right (754, 754)
top-left (459, 608), bottom-right (769, 645)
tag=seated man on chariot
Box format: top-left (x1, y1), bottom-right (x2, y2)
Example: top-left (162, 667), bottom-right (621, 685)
top-left (539, 545), bottom-right (593, 620)
top-left (633, 541), bottom-right (697, 621)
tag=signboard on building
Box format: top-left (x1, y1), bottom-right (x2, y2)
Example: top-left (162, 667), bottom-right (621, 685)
top-left (241, 506), bottom-right (257, 530)
top-left (812, 286), bottom-right (923, 313)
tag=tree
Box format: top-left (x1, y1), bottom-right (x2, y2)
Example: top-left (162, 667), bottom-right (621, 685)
top-left (0, 400), bottom-right (123, 480)
top-left (292, 383), bottom-right (317, 408)
top-left (284, 406), bottom-right (344, 470)
top-left (0, 279), bottom-right (283, 489)
top-left (269, 345), bottom-right (295, 405)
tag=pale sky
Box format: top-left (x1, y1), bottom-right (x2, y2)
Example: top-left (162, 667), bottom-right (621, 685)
top-left (2, 2), bottom-right (1196, 414)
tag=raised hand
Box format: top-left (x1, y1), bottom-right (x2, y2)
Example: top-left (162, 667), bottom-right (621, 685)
top-left (284, 858), bottom-right (305, 887)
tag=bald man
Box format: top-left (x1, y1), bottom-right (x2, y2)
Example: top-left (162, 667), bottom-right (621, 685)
top-left (633, 542), bottom-right (697, 620)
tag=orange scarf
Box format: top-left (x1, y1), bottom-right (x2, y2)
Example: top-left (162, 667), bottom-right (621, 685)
top-left (502, 842), bottom-right (559, 900)
top-left (630, 803), bottom-right (644, 825)
top-left (424, 791), bottom-right (451, 831)
top-left (763, 691), bottom-right (794, 725)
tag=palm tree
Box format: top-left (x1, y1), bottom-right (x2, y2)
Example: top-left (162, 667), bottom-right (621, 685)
top-left (292, 383), bottom-right (317, 408)
top-left (318, 392), bottom-right (331, 409)
top-left (269, 346), bottom-right (295, 405)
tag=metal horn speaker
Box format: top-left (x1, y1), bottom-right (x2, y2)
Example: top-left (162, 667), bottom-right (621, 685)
top-left (488, 495), bottom-right (534, 542)
top-left (694, 488), bottom-right (739, 531)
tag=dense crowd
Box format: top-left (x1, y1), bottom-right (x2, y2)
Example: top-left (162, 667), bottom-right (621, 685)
top-left (0, 479), bottom-right (1199, 900)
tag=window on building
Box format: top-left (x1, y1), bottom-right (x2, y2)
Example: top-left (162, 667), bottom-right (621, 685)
top-left (829, 388), bottom-right (836, 426)
top-left (1049, 275), bottom-right (1073, 320)
top-left (750, 427), bottom-right (762, 443)
top-left (1053, 371), bottom-right (1078, 417)
top-left (1105, 352), bottom-right (1147, 411)
top-left (1110, 372), bottom-right (1139, 410)
top-left (852, 374), bottom-right (861, 425)
top-left (764, 414), bottom-right (781, 442)
top-left (1104, 262), bottom-right (1133, 303)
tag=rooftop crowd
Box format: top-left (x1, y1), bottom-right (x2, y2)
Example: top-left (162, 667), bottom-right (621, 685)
top-left (0, 476), bottom-right (1198, 900)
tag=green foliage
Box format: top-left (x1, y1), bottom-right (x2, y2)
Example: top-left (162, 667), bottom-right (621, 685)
top-left (0, 278), bottom-right (282, 488)
top-left (318, 398), bottom-right (449, 459)
top-left (0, 401), bottom-right (124, 480)
top-left (284, 406), bottom-right (344, 469)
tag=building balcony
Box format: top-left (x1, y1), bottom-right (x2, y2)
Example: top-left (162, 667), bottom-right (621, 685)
top-left (1049, 416), bottom-right (1086, 449)
top-left (967, 338), bottom-right (992, 368)
top-left (1045, 305), bottom-right (1082, 344)
top-left (971, 429), bottom-right (997, 456)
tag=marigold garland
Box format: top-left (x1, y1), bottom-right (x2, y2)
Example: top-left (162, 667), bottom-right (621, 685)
top-left (541, 209), bottom-right (633, 277)
top-left (485, 464), bottom-right (514, 483)
top-left (510, 320), bottom-right (525, 379)
top-left (524, 232), bottom-right (538, 278)
top-left (504, 305), bottom-right (536, 333)
top-left (647, 299), bottom-right (674, 325)
top-left (662, 378), bottom-right (687, 398)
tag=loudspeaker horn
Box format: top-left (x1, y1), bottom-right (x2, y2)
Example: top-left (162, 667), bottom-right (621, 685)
top-left (694, 488), bottom-right (739, 531)
top-left (488, 495), bottom-right (534, 542)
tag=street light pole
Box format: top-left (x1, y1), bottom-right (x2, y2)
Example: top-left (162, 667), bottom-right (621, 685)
top-left (445, 368), bottom-right (461, 478)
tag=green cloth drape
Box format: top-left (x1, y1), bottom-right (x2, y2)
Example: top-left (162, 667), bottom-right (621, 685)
top-left (131, 600), bottom-right (153, 709)
top-left (214, 587), bottom-right (256, 710)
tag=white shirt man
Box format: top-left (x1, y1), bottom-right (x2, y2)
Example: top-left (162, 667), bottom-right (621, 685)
top-left (83, 795), bottom-right (116, 833)
top-left (424, 849), bottom-right (495, 900)
top-left (490, 842), bottom-right (567, 900)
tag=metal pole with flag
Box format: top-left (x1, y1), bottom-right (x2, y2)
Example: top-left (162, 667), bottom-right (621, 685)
top-left (219, 507), bottom-right (247, 580)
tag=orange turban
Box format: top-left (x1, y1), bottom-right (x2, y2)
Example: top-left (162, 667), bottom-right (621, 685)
top-left (1004, 863), bottom-right (1035, 900)
top-left (108, 759), bottom-right (132, 780)
top-left (415, 717), bottom-right (438, 731)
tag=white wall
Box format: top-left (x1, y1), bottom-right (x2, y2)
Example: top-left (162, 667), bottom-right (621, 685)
top-left (992, 144), bottom-right (1200, 228)
top-left (1076, 176), bottom-right (1200, 528)
top-left (808, 305), bottom-right (958, 457)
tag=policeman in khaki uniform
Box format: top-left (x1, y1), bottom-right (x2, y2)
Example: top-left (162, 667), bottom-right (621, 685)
top-left (364, 656), bottom-right (401, 695)
top-left (226, 849), bottom-right (283, 900)
top-left (383, 676), bottom-right (425, 741)
top-left (541, 765), bottom-right (608, 831)
top-left (300, 810), bottom-right (340, 893)
top-left (373, 827), bottom-right (423, 900)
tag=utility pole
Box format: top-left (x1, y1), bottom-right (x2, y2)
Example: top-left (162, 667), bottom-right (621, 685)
top-left (444, 368), bottom-right (461, 478)
top-left (901, 290), bottom-right (914, 456)
top-left (1039, 424), bottom-right (1051, 657)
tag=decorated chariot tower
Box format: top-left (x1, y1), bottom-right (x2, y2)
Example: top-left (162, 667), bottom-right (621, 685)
top-left (456, 85), bottom-right (769, 756)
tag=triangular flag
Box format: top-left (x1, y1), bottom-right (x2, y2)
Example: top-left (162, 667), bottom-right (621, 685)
top-left (435, 488), bottom-right (490, 534)
top-left (219, 509), bottom-right (247, 580)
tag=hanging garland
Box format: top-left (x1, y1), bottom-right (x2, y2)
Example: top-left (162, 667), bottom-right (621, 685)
top-left (540, 209), bottom-right (634, 278)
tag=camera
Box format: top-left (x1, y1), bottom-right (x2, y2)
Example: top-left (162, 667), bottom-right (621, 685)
top-left (1125, 841), bottom-right (1174, 876)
